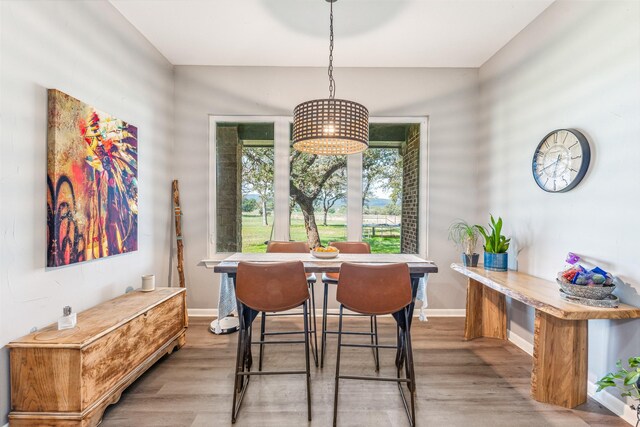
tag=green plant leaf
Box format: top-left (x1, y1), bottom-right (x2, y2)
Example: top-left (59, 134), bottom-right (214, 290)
top-left (624, 371), bottom-right (640, 385)
top-left (596, 378), bottom-right (616, 392)
top-left (629, 357), bottom-right (640, 368)
top-left (612, 368), bottom-right (629, 378)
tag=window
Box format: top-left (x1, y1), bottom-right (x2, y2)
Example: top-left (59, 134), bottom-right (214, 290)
top-left (363, 124), bottom-right (420, 254)
top-left (215, 122), bottom-right (274, 253)
top-left (208, 116), bottom-right (428, 259)
top-left (362, 144), bottom-right (403, 253)
top-left (290, 145), bottom-right (347, 248)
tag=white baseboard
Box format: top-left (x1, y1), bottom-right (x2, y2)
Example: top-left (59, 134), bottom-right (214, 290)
top-left (588, 381), bottom-right (636, 425)
top-left (187, 308), bottom-right (465, 318)
top-left (188, 308), bottom-right (217, 317)
top-left (506, 329), bottom-right (634, 425)
top-left (3, 422), bottom-right (8, 427)
top-left (507, 330), bottom-right (534, 356)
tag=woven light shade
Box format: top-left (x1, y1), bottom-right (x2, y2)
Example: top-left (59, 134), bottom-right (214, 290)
top-left (292, 98), bottom-right (369, 155)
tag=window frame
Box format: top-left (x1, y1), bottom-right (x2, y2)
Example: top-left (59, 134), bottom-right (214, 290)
top-left (205, 115), bottom-right (429, 263)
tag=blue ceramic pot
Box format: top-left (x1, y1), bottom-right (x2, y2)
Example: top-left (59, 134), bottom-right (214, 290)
top-left (484, 252), bottom-right (508, 272)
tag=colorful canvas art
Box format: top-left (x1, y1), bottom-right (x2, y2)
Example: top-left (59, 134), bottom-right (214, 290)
top-left (47, 89), bottom-right (138, 267)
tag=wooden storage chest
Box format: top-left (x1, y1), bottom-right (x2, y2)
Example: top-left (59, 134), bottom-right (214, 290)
top-left (8, 287), bottom-right (187, 426)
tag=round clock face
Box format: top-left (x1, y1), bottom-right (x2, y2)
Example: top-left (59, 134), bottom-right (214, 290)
top-left (532, 129), bottom-right (591, 193)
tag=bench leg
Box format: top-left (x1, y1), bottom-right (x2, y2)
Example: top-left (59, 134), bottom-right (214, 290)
top-left (531, 310), bottom-right (587, 408)
top-left (464, 279), bottom-right (506, 340)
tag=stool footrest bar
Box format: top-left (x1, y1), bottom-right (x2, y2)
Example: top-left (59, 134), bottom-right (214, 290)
top-left (238, 370), bottom-right (307, 376)
top-left (325, 330), bottom-right (374, 336)
top-left (340, 343), bottom-right (397, 349)
top-left (338, 375), bottom-right (411, 383)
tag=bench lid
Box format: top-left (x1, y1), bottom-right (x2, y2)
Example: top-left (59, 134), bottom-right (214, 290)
top-left (8, 288), bottom-right (185, 349)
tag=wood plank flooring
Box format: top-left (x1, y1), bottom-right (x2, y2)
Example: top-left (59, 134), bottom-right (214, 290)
top-left (102, 316), bottom-right (625, 427)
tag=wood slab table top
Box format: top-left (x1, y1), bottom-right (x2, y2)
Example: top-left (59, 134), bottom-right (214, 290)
top-left (214, 253), bottom-right (438, 275)
top-left (451, 263), bottom-right (640, 320)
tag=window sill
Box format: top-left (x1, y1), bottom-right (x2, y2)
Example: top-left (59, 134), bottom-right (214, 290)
top-left (201, 254), bottom-right (233, 269)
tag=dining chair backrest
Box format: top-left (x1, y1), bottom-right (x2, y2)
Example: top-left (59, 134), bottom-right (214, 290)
top-left (266, 241), bottom-right (310, 253)
top-left (328, 241), bottom-right (371, 254)
top-left (336, 263), bottom-right (412, 315)
top-left (236, 261), bottom-right (309, 312)
top-left (325, 241), bottom-right (371, 280)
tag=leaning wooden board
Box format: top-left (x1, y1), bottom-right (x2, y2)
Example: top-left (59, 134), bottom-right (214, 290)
top-left (8, 287), bottom-right (187, 427)
top-left (451, 264), bottom-right (640, 409)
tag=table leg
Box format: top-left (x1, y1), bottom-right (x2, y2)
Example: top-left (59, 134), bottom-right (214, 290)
top-left (531, 310), bottom-right (587, 408)
top-left (464, 278), bottom-right (507, 340)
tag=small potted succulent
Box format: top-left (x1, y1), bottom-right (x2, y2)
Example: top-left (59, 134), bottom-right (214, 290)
top-left (596, 356), bottom-right (640, 427)
top-left (448, 220), bottom-right (480, 267)
top-left (475, 215), bottom-right (510, 272)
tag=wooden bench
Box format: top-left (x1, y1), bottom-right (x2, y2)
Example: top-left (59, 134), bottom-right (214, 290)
top-left (451, 263), bottom-right (640, 409)
top-left (8, 287), bottom-right (187, 427)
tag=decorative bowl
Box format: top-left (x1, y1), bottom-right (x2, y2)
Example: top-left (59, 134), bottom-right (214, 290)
top-left (556, 279), bottom-right (616, 300)
top-left (311, 249), bottom-right (339, 259)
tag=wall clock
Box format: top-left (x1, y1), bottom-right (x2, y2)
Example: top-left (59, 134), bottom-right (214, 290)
top-left (532, 128), bottom-right (591, 193)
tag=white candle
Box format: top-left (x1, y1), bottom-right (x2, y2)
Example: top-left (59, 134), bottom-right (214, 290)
top-left (141, 274), bottom-right (155, 292)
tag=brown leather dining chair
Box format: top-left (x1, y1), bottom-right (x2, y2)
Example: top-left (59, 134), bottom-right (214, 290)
top-left (232, 261), bottom-right (312, 423)
top-left (257, 241), bottom-right (318, 368)
top-left (320, 241), bottom-right (379, 370)
top-left (332, 262), bottom-right (416, 427)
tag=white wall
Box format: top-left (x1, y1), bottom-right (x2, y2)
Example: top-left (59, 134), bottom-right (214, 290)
top-left (173, 66), bottom-right (480, 310)
top-left (479, 0), bottom-right (640, 417)
top-left (0, 1), bottom-right (174, 423)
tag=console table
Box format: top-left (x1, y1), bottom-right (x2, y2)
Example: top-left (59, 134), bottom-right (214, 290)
top-left (451, 263), bottom-right (640, 408)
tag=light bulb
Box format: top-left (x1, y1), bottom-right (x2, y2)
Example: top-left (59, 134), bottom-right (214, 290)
top-left (323, 123), bottom-right (335, 135)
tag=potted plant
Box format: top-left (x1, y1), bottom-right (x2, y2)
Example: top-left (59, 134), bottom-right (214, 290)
top-left (448, 220), bottom-right (480, 267)
top-left (475, 215), bottom-right (510, 272)
top-left (596, 356), bottom-right (640, 427)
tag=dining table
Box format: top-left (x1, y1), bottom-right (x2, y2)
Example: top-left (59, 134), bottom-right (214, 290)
top-left (213, 252), bottom-right (438, 373)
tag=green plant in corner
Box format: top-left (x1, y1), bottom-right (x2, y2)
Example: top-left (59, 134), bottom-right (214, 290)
top-left (448, 220), bottom-right (479, 255)
top-left (474, 215), bottom-right (510, 253)
top-left (597, 356), bottom-right (640, 426)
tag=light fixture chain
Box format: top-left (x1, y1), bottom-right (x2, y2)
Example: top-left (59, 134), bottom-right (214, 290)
top-left (328, 0), bottom-right (335, 99)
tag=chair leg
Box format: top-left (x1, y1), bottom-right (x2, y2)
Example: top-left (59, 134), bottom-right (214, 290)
top-left (309, 282), bottom-right (319, 367)
top-left (258, 311), bottom-right (266, 371)
top-left (404, 308), bottom-right (417, 427)
top-left (303, 301), bottom-right (312, 421)
top-left (373, 315), bottom-right (380, 372)
top-left (395, 322), bottom-right (404, 371)
top-left (231, 326), bottom-right (242, 423)
top-left (370, 315), bottom-right (375, 361)
top-left (232, 307), bottom-right (250, 424)
top-left (333, 305), bottom-right (344, 427)
top-left (321, 282), bottom-right (329, 368)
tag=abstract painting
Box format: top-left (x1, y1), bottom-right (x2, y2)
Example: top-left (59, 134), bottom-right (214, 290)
top-left (47, 89), bottom-right (138, 267)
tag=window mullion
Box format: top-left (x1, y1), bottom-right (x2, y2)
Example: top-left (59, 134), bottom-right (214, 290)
top-left (273, 119), bottom-right (290, 242)
top-left (346, 153), bottom-right (363, 242)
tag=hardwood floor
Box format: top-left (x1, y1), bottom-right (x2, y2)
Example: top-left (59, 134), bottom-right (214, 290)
top-left (102, 316), bottom-right (625, 427)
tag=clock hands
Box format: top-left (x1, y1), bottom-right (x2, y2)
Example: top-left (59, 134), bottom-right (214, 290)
top-left (541, 155), bottom-right (561, 173)
top-left (553, 154), bottom-right (561, 176)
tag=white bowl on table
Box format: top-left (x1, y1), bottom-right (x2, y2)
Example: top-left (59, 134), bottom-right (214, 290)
top-left (310, 248), bottom-right (339, 259)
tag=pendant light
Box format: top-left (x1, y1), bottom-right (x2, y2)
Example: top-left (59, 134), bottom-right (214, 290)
top-left (292, 0), bottom-right (369, 155)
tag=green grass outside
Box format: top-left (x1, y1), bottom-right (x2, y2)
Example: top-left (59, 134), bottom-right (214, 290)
top-left (241, 214), bottom-right (400, 253)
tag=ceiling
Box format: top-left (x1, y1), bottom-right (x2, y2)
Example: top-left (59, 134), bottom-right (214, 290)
top-left (109, 0), bottom-right (554, 68)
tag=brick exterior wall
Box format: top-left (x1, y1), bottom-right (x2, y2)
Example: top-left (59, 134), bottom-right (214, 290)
top-left (401, 125), bottom-right (420, 254)
top-left (216, 126), bottom-right (242, 252)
